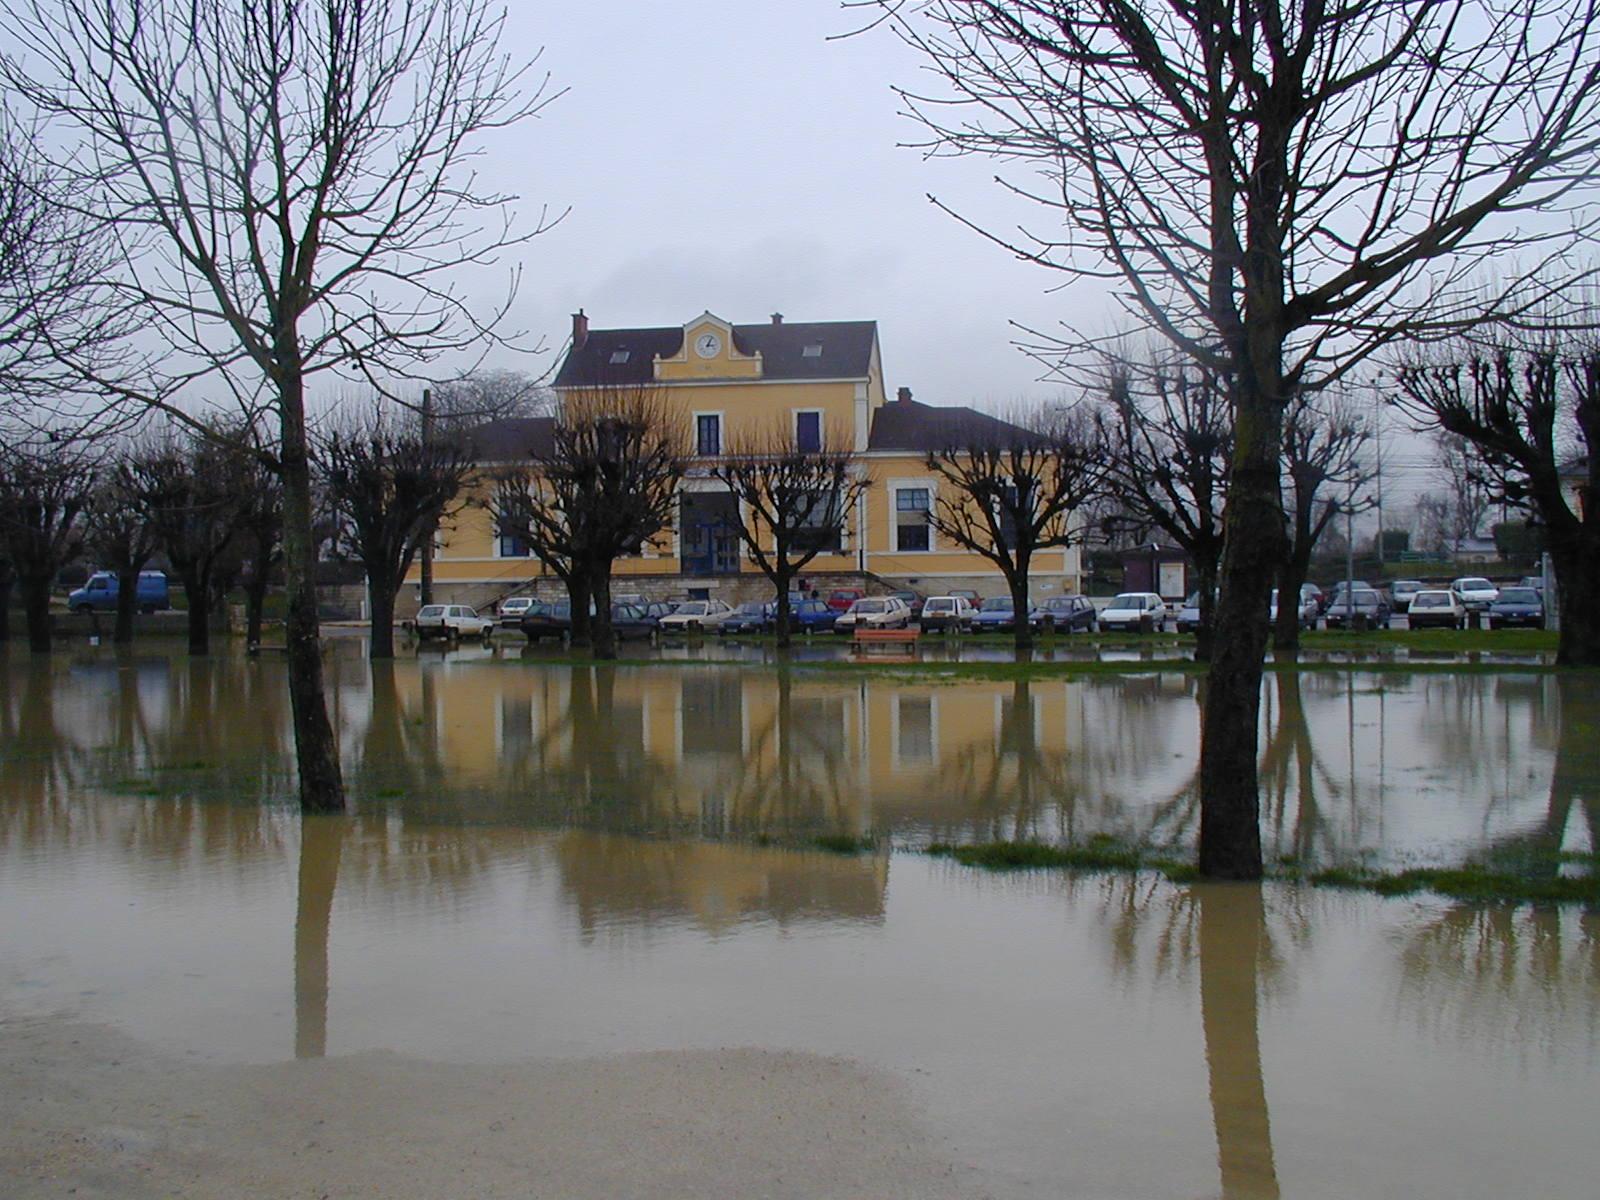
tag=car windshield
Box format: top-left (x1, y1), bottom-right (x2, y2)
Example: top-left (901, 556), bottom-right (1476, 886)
top-left (1457, 578), bottom-right (1493, 590)
top-left (1412, 593), bottom-right (1448, 607)
top-left (979, 598), bottom-right (1012, 612)
top-left (417, 606), bottom-right (444, 617)
top-left (1349, 590), bottom-right (1380, 604)
top-left (1047, 598), bottom-right (1074, 610)
top-left (1393, 581), bottom-right (1421, 593)
top-left (1498, 588), bottom-right (1539, 603)
top-left (853, 600), bottom-right (886, 614)
top-left (925, 599), bottom-right (954, 611)
top-left (736, 603), bottom-right (764, 615)
top-left (1108, 594), bottom-right (1146, 608)
top-left (676, 602), bottom-right (708, 615)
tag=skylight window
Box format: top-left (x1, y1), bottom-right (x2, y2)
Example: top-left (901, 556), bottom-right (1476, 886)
top-left (801, 343), bottom-right (823, 358)
top-left (609, 349), bottom-right (630, 364)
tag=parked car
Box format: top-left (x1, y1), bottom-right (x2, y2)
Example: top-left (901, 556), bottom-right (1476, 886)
top-left (949, 589), bottom-right (981, 607)
top-left (608, 603), bottom-right (659, 640)
top-left (1324, 587), bottom-right (1391, 630)
top-left (720, 601), bottom-right (771, 634)
top-left (1030, 594), bottom-right (1097, 633)
top-left (1405, 589), bottom-right (1466, 630)
top-left (1269, 588), bottom-right (1318, 630)
top-left (1098, 592), bottom-right (1167, 633)
top-left (1174, 591), bottom-right (1210, 635)
top-left (415, 603), bottom-right (494, 641)
top-left (833, 595), bottom-right (912, 634)
top-left (918, 594), bottom-right (975, 633)
top-left (657, 599), bottom-right (734, 633)
top-left (1388, 580), bottom-right (1425, 613)
top-left (1300, 582), bottom-right (1326, 615)
top-left (520, 601), bottom-right (570, 641)
top-left (967, 595), bottom-right (1020, 633)
top-left (1518, 575), bottom-right (1546, 593)
top-left (783, 598), bottom-right (838, 634)
top-left (1451, 577), bottom-right (1500, 611)
top-left (888, 589), bottom-right (924, 619)
top-left (496, 596), bottom-right (535, 624)
top-left (1487, 586), bottom-right (1545, 629)
top-left (825, 587), bottom-right (866, 613)
top-left (642, 600), bottom-right (677, 621)
top-left (68, 570), bottom-right (170, 614)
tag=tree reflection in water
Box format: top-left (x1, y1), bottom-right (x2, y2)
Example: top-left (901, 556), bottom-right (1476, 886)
top-left (1086, 874), bottom-right (1308, 1200)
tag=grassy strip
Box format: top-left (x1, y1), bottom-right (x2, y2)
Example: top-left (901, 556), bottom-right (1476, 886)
top-left (810, 833), bottom-right (880, 855)
top-left (928, 839), bottom-right (1597, 905)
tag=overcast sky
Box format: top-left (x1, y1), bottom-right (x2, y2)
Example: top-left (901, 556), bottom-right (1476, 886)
top-left (481, 2), bottom-right (1102, 409)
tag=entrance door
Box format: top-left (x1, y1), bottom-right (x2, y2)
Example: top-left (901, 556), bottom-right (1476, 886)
top-left (680, 493), bottom-right (741, 575)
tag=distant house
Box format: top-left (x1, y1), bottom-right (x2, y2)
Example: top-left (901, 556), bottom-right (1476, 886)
top-left (404, 309), bottom-right (1085, 609)
top-left (1449, 535), bottom-right (1500, 563)
top-left (1118, 543), bottom-right (1192, 601)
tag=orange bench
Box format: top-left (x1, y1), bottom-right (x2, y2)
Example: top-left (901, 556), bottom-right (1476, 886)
top-left (851, 627), bottom-right (920, 660)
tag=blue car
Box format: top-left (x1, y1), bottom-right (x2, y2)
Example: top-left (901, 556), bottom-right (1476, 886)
top-left (1486, 586), bottom-right (1544, 629)
top-left (69, 570), bottom-right (170, 614)
top-left (971, 596), bottom-right (1019, 633)
top-left (720, 602), bottom-right (771, 634)
top-left (781, 599), bottom-right (837, 634)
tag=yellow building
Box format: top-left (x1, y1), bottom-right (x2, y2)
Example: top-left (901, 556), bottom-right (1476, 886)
top-left (409, 310), bottom-right (1082, 608)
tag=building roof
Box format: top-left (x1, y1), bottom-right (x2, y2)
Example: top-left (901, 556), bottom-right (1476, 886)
top-left (866, 398), bottom-right (1036, 453)
top-left (554, 319), bottom-right (879, 388)
top-left (463, 416), bottom-right (555, 463)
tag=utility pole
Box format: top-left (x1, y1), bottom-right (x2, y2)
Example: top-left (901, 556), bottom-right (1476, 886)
top-left (1372, 379), bottom-right (1385, 565)
top-left (419, 387), bottom-right (434, 605)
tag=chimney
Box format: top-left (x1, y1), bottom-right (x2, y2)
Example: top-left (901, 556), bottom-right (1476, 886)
top-left (897, 386), bottom-right (913, 404)
top-left (571, 309), bottom-right (589, 350)
top-left (771, 312), bottom-right (784, 324)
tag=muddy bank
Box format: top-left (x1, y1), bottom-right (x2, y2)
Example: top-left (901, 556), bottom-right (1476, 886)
top-left (1, 1015), bottom-right (976, 1200)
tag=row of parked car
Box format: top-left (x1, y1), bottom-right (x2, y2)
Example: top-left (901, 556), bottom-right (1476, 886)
top-left (411, 572), bottom-right (1549, 643)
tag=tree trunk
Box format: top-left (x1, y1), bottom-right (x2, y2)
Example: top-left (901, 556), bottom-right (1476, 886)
top-left (278, 367), bottom-right (346, 813)
top-left (773, 560), bottom-right (795, 649)
top-left (1549, 531), bottom-right (1600, 666)
top-left (1198, 383), bottom-right (1283, 880)
top-left (209, 579), bottom-right (233, 635)
top-left (1194, 559), bottom-right (1220, 663)
top-left (20, 572), bottom-right (51, 653)
top-left (1272, 543), bottom-right (1314, 653)
top-left (0, 565), bottom-right (12, 643)
top-left (590, 564), bottom-right (616, 661)
top-left (567, 572), bottom-right (592, 647)
top-left (245, 571), bottom-right (269, 648)
top-left (1008, 559), bottom-right (1033, 652)
top-left (294, 814), bottom-right (343, 1060)
top-left (184, 570), bottom-right (211, 655)
top-left (367, 570), bottom-right (397, 660)
top-left (114, 564), bottom-right (139, 645)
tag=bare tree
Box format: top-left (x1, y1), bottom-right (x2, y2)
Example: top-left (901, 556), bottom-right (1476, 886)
top-left (123, 429), bottom-right (243, 656)
top-left (85, 452), bottom-right (162, 645)
top-left (1275, 393), bottom-right (1373, 651)
top-left (866, 0), bottom-right (1600, 878)
top-left (1431, 431), bottom-right (1494, 549)
top-left (1094, 359), bottom-right (1230, 660)
top-left (488, 465), bottom-right (592, 645)
top-left (432, 371), bottom-right (553, 429)
top-left (320, 405), bottom-right (475, 660)
top-left (2, 0), bottom-right (560, 811)
top-left (0, 443), bottom-right (94, 652)
top-left (923, 406), bottom-right (1104, 651)
top-left (1396, 343), bottom-right (1599, 664)
top-left (708, 424), bottom-right (871, 649)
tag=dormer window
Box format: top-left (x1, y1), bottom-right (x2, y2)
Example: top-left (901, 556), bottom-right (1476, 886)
top-left (609, 349), bottom-right (630, 364)
top-left (801, 343), bottom-right (823, 358)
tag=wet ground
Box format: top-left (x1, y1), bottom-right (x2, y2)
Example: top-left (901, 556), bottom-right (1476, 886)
top-left (3, 641), bottom-right (1598, 1197)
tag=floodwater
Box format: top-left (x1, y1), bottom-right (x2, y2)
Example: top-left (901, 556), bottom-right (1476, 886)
top-left (3, 642), bottom-right (1599, 1197)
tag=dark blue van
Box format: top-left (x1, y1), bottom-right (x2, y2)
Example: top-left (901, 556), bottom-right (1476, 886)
top-left (68, 571), bottom-right (171, 614)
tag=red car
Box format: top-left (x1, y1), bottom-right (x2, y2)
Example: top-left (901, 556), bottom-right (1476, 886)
top-left (826, 587), bottom-right (866, 613)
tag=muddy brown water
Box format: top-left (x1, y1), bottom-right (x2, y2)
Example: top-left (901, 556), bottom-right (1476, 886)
top-left (3, 642), bottom-right (1599, 1197)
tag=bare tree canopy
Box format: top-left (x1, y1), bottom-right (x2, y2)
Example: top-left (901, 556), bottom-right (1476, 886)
top-left (320, 404), bottom-right (475, 660)
top-left (1395, 340), bottom-right (1600, 663)
top-left (0, 444), bottom-right (95, 653)
top-left (923, 405), bottom-right (1103, 650)
top-left (1, 0), bottom-right (560, 812)
top-left (865, 0), bottom-right (1600, 879)
top-left (1094, 357), bottom-right (1230, 658)
top-left (709, 422), bottom-right (871, 648)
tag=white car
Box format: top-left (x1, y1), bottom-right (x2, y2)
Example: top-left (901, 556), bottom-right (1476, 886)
top-left (1450, 576), bottom-right (1500, 611)
top-left (1269, 588), bottom-right (1318, 630)
top-left (414, 604), bottom-right (494, 641)
top-left (656, 598), bottom-right (734, 633)
top-left (1406, 589), bottom-right (1467, 630)
top-left (1098, 592), bottom-right (1167, 633)
top-left (496, 596), bottom-right (535, 624)
top-left (918, 595), bottom-right (975, 632)
top-left (833, 595), bottom-right (913, 634)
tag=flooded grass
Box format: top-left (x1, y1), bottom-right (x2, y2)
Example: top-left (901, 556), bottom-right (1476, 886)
top-left (930, 839), bottom-right (1598, 905)
top-left (811, 833), bottom-right (879, 855)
